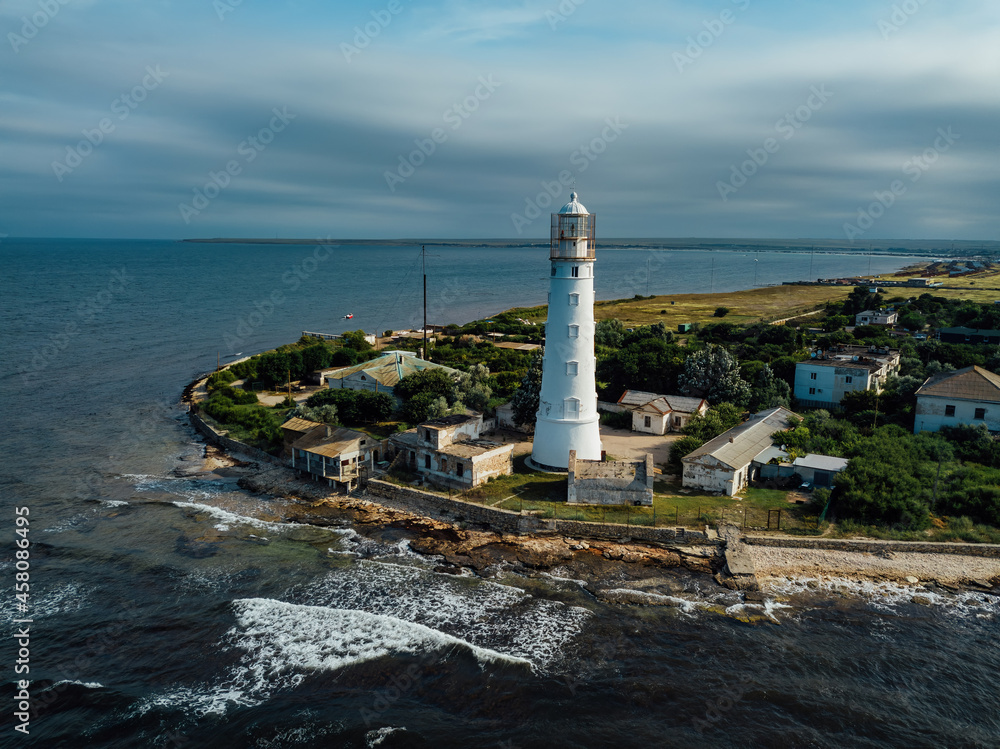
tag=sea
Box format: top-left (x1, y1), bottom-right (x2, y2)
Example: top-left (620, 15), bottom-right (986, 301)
top-left (2, 239), bottom-right (998, 749)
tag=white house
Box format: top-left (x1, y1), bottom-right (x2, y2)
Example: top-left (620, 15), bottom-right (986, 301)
top-left (618, 390), bottom-right (708, 435)
top-left (855, 309), bottom-right (898, 326)
top-left (794, 345), bottom-right (900, 409)
top-left (913, 365), bottom-right (1000, 434)
top-left (681, 407), bottom-right (799, 496)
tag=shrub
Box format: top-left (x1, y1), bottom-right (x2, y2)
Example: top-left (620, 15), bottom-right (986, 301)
top-left (714, 307), bottom-right (730, 318)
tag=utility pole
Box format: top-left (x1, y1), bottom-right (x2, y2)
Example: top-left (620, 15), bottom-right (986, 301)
top-left (422, 245), bottom-right (427, 361)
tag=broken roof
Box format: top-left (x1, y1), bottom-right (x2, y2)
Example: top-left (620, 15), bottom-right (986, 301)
top-left (291, 425), bottom-right (368, 460)
top-left (915, 365), bottom-right (1000, 402)
top-left (281, 417), bottom-right (324, 433)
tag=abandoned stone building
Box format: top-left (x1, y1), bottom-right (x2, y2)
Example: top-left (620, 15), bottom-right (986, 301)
top-left (566, 450), bottom-right (654, 506)
top-left (390, 413), bottom-right (514, 490)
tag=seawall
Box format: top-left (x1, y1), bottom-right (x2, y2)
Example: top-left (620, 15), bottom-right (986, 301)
top-left (744, 535), bottom-right (1000, 558)
top-left (366, 479), bottom-right (718, 547)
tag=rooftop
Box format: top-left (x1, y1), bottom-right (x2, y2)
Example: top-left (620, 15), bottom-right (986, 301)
top-left (792, 454), bottom-right (850, 472)
top-left (915, 365), bottom-right (1000, 402)
top-left (684, 406), bottom-right (799, 470)
top-left (291, 425), bottom-right (368, 460)
top-left (281, 417), bottom-right (324, 433)
top-left (324, 351), bottom-right (460, 388)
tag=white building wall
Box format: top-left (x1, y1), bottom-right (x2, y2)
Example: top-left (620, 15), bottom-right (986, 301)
top-left (794, 363), bottom-right (838, 405)
top-left (632, 409), bottom-right (668, 435)
top-left (913, 396), bottom-right (1000, 434)
top-left (532, 225), bottom-right (602, 469)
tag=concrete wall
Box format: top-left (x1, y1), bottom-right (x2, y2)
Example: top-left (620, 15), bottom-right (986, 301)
top-left (365, 480), bottom-right (716, 545)
top-left (744, 535), bottom-right (1000, 558)
top-left (914, 395), bottom-right (1000, 434)
top-left (682, 454), bottom-right (734, 494)
top-left (189, 411), bottom-right (285, 467)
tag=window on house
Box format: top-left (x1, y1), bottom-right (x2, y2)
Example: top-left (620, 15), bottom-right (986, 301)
top-left (457, 463), bottom-right (464, 477)
top-left (568, 325), bottom-right (579, 338)
top-left (810, 372), bottom-right (817, 380)
top-left (974, 408), bottom-right (986, 419)
top-left (569, 293), bottom-right (579, 306)
top-left (945, 405), bottom-right (956, 417)
top-left (845, 376), bottom-right (853, 384)
top-left (809, 387), bottom-right (816, 395)
top-left (566, 361), bottom-right (578, 376)
top-left (644, 415), bottom-right (651, 428)
top-left (424, 455), bottom-right (431, 469)
top-left (571, 266), bottom-right (579, 278)
top-left (441, 458), bottom-right (447, 471)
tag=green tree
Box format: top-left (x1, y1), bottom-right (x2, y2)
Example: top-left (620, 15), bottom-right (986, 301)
top-left (678, 344), bottom-right (751, 407)
top-left (355, 390), bottom-right (394, 423)
top-left (714, 306), bottom-right (730, 318)
top-left (595, 318), bottom-right (625, 348)
top-left (511, 350), bottom-right (543, 426)
top-left (748, 363), bottom-right (791, 412)
top-left (403, 392), bottom-right (447, 423)
top-left (395, 368), bottom-right (455, 403)
top-left (682, 402), bottom-right (745, 442)
top-left (301, 342), bottom-right (333, 372)
top-left (341, 330), bottom-right (373, 352)
top-left (667, 435), bottom-right (705, 474)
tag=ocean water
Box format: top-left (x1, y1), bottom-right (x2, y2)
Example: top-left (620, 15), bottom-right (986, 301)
top-left (2, 239), bottom-right (998, 749)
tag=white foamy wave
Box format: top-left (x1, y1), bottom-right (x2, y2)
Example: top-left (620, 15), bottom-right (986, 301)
top-left (724, 598), bottom-right (794, 623)
top-left (133, 597), bottom-right (532, 719)
top-left (601, 588), bottom-right (714, 614)
top-left (172, 501), bottom-right (303, 533)
top-left (4, 582), bottom-right (90, 622)
top-left (764, 576), bottom-right (1000, 617)
top-left (101, 499), bottom-right (129, 507)
top-left (301, 560), bottom-right (591, 671)
top-left (45, 680), bottom-right (104, 691)
top-left (367, 726), bottom-right (406, 746)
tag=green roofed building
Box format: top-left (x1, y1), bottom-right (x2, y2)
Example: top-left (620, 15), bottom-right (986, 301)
top-left (322, 350), bottom-right (461, 404)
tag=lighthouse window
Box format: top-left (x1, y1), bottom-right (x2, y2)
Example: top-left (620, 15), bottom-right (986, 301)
top-left (568, 293), bottom-right (579, 306)
top-left (566, 361), bottom-right (578, 376)
top-left (568, 324), bottom-right (579, 338)
top-left (571, 266), bottom-right (579, 278)
top-left (564, 398), bottom-right (580, 417)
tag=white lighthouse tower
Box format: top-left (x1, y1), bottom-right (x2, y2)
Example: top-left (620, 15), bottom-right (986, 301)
top-left (530, 191), bottom-right (603, 470)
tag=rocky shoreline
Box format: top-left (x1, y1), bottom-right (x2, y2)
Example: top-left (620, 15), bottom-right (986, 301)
top-left (189, 435), bottom-right (1000, 606)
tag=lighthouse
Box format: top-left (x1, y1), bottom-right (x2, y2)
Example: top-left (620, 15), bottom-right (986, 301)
top-left (530, 191), bottom-right (603, 470)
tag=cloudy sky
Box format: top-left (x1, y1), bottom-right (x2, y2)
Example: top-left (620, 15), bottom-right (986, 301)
top-left (2, 0), bottom-right (998, 241)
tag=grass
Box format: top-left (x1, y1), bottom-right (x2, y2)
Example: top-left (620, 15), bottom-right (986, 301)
top-left (594, 285), bottom-right (854, 329)
top-left (834, 517), bottom-right (1000, 544)
top-left (460, 461), bottom-right (818, 531)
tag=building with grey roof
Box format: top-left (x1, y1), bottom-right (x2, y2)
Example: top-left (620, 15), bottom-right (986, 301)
top-left (681, 406), bottom-right (799, 496)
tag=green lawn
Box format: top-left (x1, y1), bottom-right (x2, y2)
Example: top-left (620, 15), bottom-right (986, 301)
top-left (463, 463), bottom-right (819, 531)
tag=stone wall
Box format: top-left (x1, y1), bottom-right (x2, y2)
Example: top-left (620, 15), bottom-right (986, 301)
top-left (365, 479), bottom-right (716, 545)
top-left (744, 535), bottom-right (1000, 558)
top-left (189, 411), bottom-right (285, 467)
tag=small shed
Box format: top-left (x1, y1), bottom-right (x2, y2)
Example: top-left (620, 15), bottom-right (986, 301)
top-left (791, 454), bottom-right (849, 487)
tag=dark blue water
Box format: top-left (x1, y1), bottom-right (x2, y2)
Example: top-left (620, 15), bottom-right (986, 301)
top-left (2, 239), bottom-right (998, 748)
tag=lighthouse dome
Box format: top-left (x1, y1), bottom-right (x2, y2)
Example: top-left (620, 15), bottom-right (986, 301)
top-left (559, 191), bottom-right (588, 215)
